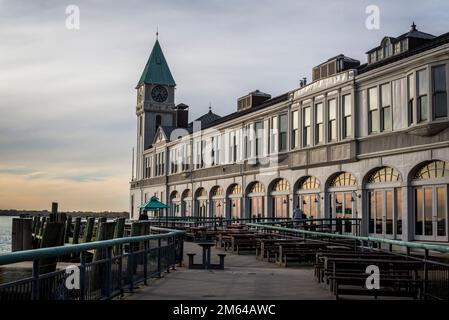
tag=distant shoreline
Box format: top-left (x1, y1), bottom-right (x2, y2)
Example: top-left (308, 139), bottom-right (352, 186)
top-left (0, 210), bottom-right (129, 219)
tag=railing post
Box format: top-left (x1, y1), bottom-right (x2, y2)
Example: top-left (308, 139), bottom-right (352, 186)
top-left (423, 249), bottom-right (429, 299)
top-left (128, 243), bottom-right (134, 292)
top-left (157, 238), bottom-right (162, 278)
top-left (143, 240), bottom-right (148, 285)
top-left (106, 246), bottom-right (112, 298)
top-left (31, 259), bottom-right (40, 301)
top-left (118, 244), bottom-right (123, 297)
top-left (79, 251), bottom-right (86, 301)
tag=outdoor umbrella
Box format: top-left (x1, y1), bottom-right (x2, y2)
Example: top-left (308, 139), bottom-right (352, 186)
top-left (139, 196), bottom-right (169, 222)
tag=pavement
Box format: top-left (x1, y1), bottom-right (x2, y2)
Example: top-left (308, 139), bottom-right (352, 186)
top-left (125, 241), bottom-right (334, 300)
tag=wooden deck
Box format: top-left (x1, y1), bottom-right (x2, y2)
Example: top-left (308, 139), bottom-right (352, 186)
top-left (124, 242), bottom-right (334, 300)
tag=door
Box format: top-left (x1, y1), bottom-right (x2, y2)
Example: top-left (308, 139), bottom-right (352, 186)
top-left (368, 189), bottom-right (396, 238)
top-left (414, 185), bottom-right (448, 241)
top-left (330, 192), bottom-right (355, 234)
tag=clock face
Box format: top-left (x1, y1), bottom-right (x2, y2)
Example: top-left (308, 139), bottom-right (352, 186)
top-left (151, 85), bottom-right (168, 103)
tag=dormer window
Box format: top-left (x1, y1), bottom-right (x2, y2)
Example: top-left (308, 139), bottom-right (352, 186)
top-left (382, 38), bottom-right (393, 58)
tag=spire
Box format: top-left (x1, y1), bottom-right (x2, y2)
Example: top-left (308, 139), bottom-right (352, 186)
top-left (209, 102), bottom-right (212, 113)
top-left (411, 21), bottom-right (417, 31)
top-left (136, 37), bottom-right (176, 88)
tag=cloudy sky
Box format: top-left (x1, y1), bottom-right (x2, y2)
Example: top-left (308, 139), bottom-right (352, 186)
top-left (0, 0), bottom-right (448, 212)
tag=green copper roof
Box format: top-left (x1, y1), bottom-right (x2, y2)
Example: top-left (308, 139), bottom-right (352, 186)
top-left (136, 40), bottom-right (176, 88)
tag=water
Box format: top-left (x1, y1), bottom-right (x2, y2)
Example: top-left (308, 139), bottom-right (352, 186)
top-left (0, 216), bottom-right (13, 253)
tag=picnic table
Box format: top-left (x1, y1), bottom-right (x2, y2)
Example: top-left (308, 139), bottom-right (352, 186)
top-left (187, 242), bottom-right (226, 270)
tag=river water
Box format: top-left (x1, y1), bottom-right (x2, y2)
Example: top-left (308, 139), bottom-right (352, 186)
top-left (0, 216), bottom-right (13, 253)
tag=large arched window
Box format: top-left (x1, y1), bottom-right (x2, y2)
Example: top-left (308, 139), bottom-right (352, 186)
top-left (270, 179), bottom-right (290, 218)
top-left (295, 176), bottom-right (320, 219)
top-left (412, 161), bottom-right (449, 241)
top-left (181, 189), bottom-right (192, 217)
top-left (329, 172), bottom-right (356, 187)
top-left (247, 182), bottom-right (265, 218)
top-left (195, 188), bottom-right (208, 217)
top-left (367, 167), bottom-right (401, 183)
top-left (169, 191), bottom-right (180, 217)
top-left (365, 167), bottom-right (402, 238)
top-left (327, 172), bottom-right (357, 234)
top-left (413, 160), bottom-right (449, 180)
top-left (210, 186), bottom-right (224, 218)
top-left (227, 184), bottom-right (242, 219)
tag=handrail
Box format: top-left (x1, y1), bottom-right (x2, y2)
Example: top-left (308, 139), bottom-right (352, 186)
top-left (0, 226), bottom-right (185, 265)
top-left (247, 223), bottom-right (449, 254)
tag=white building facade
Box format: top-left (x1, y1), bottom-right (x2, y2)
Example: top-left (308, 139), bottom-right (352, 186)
top-left (131, 25), bottom-right (449, 243)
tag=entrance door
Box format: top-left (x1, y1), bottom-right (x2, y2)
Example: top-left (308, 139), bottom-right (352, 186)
top-left (272, 195), bottom-right (288, 218)
top-left (368, 189), bottom-right (396, 237)
top-left (330, 192), bottom-right (354, 234)
top-left (414, 185), bottom-right (447, 241)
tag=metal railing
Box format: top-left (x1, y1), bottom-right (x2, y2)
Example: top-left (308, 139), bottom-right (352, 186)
top-left (0, 226), bottom-right (184, 300)
top-left (149, 217), bottom-right (362, 236)
top-left (246, 223), bottom-right (449, 300)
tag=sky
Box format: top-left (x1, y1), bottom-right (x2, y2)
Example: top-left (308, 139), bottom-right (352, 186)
top-left (0, 0), bottom-right (449, 212)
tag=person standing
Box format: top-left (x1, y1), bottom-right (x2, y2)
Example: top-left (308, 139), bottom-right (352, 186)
top-left (293, 205), bottom-right (301, 227)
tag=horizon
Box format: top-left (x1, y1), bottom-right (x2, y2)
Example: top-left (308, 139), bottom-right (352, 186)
top-left (1, 0), bottom-right (449, 211)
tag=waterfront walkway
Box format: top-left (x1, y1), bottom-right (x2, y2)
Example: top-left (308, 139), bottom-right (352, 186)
top-left (124, 242), bottom-right (334, 300)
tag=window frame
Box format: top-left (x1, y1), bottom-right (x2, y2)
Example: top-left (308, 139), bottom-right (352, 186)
top-left (368, 86), bottom-right (379, 134)
top-left (380, 82), bottom-right (392, 132)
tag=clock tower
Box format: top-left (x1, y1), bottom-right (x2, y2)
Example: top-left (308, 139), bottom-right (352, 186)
top-left (135, 37), bottom-right (176, 179)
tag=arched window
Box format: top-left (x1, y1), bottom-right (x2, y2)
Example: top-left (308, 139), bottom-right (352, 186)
top-left (210, 186), bottom-right (224, 218)
top-left (365, 167), bottom-right (402, 237)
top-left (229, 184), bottom-right (242, 195)
top-left (367, 167), bottom-right (401, 183)
top-left (247, 182), bottom-right (265, 218)
top-left (181, 189), bottom-right (192, 217)
top-left (412, 160), bottom-right (449, 241)
top-left (329, 172), bottom-right (356, 187)
top-left (382, 38), bottom-right (392, 58)
top-left (328, 172), bottom-right (357, 234)
top-left (195, 188), bottom-right (207, 198)
top-left (249, 182), bottom-right (265, 193)
top-left (182, 189), bottom-right (192, 198)
top-left (195, 188), bottom-right (208, 217)
top-left (211, 186), bottom-right (223, 197)
top-left (227, 184), bottom-right (242, 219)
top-left (270, 179), bottom-right (290, 218)
top-left (299, 176), bottom-right (320, 190)
top-left (413, 160), bottom-right (449, 180)
top-left (170, 191), bottom-right (180, 217)
top-left (296, 176), bottom-right (320, 220)
top-left (272, 179), bottom-right (290, 192)
top-left (155, 115), bottom-right (162, 133)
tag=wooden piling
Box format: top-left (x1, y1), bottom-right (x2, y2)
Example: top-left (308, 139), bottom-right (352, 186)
top-left (11, 218), bottom-right (33, 252)
top-left (83, 217), bottom-right (95, 243)
top-left (72, 217), bottom-right (81, 244)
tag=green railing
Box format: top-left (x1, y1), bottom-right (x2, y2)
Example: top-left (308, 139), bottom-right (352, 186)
top-left (0, 226), bottom-right (185, 300)
top-left (246, 223), bottom-right (449, 254)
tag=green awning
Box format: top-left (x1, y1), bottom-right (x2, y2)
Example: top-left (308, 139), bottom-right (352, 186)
top-left (139, 196), bottom-right (169, 211)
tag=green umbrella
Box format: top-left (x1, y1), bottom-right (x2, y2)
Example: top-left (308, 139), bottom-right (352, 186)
top-left (139, 196), bottom-right (169, 211)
